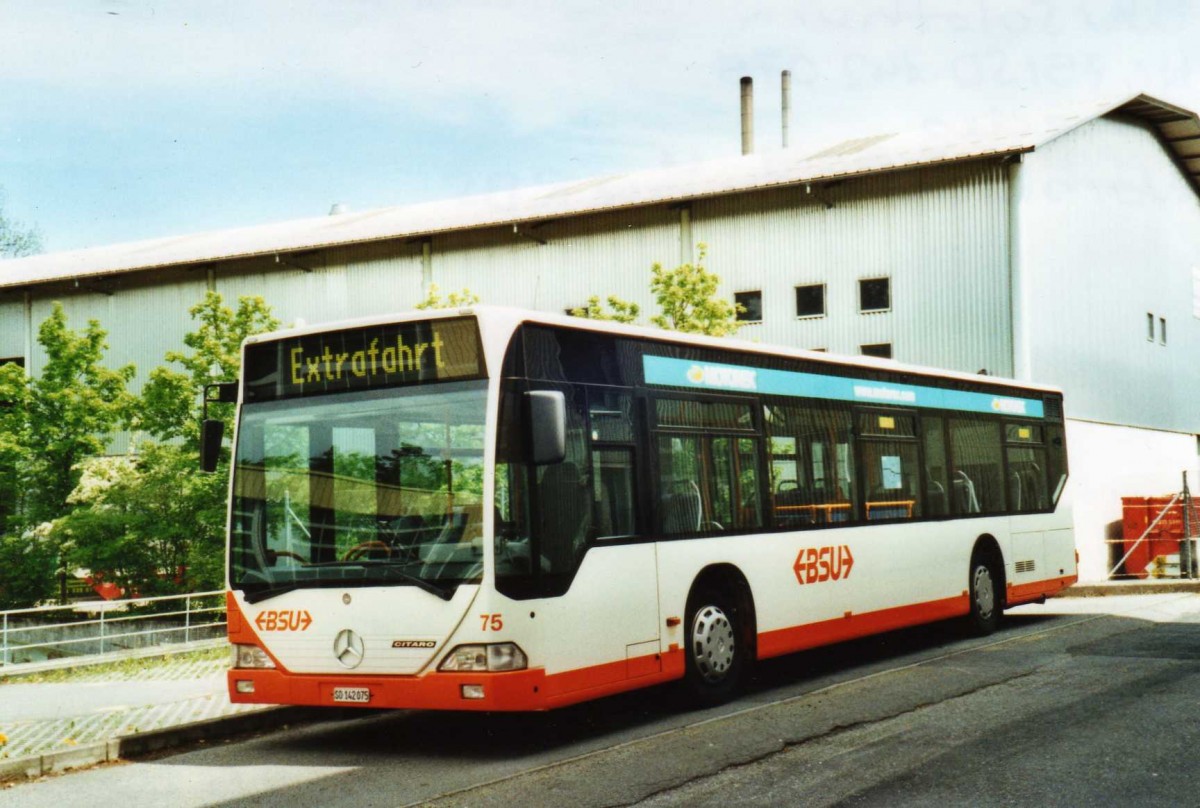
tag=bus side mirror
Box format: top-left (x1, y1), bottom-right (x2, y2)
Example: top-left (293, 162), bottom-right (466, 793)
top-left (526, 390), bottom-right (566, 465)
top-left (199, 380), bottom-right (238, 473)
top-left (200, 419), bottom-right (225, 473)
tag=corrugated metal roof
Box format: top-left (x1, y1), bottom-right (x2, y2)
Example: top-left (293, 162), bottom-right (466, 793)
top-left (2, 92), bottom-right (1194, 291)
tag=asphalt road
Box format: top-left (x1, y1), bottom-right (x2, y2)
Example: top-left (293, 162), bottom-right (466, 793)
top-left (3, 594), bottom-right (1197, 807)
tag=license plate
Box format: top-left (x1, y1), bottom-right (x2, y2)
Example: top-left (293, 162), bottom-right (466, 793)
top-left (332, 687), bottom-right (371, 703)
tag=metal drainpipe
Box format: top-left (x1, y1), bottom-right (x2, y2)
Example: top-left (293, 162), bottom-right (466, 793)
top-left (421, 239), bottom-right (433, 296)
top-left (680, 205), bottom-right (694, 265)
top-left (740, 77), bottom-right (754, 155)
top-left (1008, 156), bottom-right (1030, 381)
top-left (781, 70), bottom-right (792, 149)
top-left (23, 290), bottom-right (32, 374)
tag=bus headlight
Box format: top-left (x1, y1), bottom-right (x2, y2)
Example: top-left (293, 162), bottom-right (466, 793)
top-left (439, 643), bottom-right (528, 672)
top-left (231, 643), bottom-right (276, 669)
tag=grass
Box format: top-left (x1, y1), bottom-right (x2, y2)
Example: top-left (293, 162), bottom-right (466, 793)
top-left (0, 645), bottom-right (227, 685)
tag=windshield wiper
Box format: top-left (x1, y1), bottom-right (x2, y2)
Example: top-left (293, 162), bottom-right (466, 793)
top-left (241, 564), bottom-right (455, 604)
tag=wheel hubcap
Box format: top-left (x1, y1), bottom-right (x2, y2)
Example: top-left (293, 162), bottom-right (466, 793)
top-left (973, 564), bottom-right (995, 621)
top-left (691, 605), bottom-right (735, 684)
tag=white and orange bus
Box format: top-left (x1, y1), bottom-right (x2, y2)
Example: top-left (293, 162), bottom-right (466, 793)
top-left (216, 306), bottom-right (1075, 711)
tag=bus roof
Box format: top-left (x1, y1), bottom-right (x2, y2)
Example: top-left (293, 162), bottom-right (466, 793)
top-left (244, 305), bottom-right (1062, 397)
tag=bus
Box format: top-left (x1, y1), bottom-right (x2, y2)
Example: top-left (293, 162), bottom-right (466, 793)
top-left (216, 306), bottom-right (1075, 711)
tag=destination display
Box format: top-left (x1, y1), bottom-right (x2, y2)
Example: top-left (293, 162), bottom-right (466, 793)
top-left (643, 355), bottom-right (1045, 418)
top-left (243, 316), bottom-right (484, 401)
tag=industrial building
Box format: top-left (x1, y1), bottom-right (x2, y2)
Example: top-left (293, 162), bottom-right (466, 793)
top-left (2, 92), bottom-right (1198, 581)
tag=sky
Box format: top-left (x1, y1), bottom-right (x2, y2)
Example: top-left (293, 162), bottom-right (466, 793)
top-left (1, 0), bottom-right (1199, 255)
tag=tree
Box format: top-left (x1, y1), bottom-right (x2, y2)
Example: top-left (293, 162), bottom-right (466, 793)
top-left (0, 188), bottom-right (42, 258)
top-left (18, 304), bottom-right (136, 524)
top-left (415, 283), bottom-right (480, 310)
top-left (0, 305), bottom-right (133, 607)
top-left (139, 292), bottom-right (278, 445)
top-left (649, 244), bottom-right (741, 337)
top-left (570, 244), bottom-right (742, 337)
top-left (122, 292), bottom-right (280, 592)
top-left (569, 295), bottom-right (640, 324)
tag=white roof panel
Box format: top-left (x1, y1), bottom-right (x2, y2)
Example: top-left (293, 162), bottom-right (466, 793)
top-left (2, 93), bottom-right (1194, 291)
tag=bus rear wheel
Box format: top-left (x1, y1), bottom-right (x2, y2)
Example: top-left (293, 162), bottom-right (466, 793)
top-left (967, 554), bottom-right (1002, 636)
top-left (684, 589), bottom-right (744, 704)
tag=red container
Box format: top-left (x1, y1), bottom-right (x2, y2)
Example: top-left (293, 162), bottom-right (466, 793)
top-left (1121, 496), bottom-right (1186, 578)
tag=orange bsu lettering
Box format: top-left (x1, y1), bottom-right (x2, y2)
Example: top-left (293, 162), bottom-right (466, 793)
top-left (254, 609), bottom-right (313, 631)
top-left (793, 545), bottom-right (854, 585)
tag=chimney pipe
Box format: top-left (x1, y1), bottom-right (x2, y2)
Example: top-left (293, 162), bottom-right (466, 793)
top-left (740, 76), bottom-right (754, 155)
top-left (781, 70), bottom-right (792, 149)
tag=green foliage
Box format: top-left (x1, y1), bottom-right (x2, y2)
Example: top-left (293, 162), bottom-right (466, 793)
top-left (569, 295), bottom-right (641, 324)
top-left (571, 244), bottom-right (741, 337)
top-left (17, 304), bottom-right (135, 524)
top-left (415, 283), bottom-right (481, 310)
top-left (0, 293), bottom-right (277, 607)
top-left (0, 524), bottom-right (58, 609)
top-left (0, 188), bottom-right (42, 258)
top-left (0, 305), bottom-right (134, 606)
top-left (51, 444), bottom-right (228, 594)
top-left (649, 245), bottom-right (741, 337)
top-left (139, 292), bottom-right (278, 445)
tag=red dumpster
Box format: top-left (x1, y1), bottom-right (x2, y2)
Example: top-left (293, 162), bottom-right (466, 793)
top-left (1121, 496), bottom-right (1185, 578)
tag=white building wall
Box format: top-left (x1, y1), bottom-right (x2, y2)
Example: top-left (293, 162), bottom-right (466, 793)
top-left (0, 297), bottom-right (24, 361)
top-left (693, 161), bottom-right (1013, 375)
top-left (1066, 419), bottom-right (1200, 581)
top-left (214, 240), bottom-right (424, 330)
top-left (1017, 115), bottom-right (1200, 434)
top-left (431, 206), bottom-right (682, 316)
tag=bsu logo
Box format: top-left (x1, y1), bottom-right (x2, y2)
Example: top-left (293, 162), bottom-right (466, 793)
top-left (793, 545), bottom-right (854, 585)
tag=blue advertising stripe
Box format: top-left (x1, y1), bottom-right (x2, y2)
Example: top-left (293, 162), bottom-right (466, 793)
top-left (642, 355), bottom-right (1044, 419)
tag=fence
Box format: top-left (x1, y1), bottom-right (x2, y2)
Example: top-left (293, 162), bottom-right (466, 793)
top-left (1, 590), bottom-right (226, 670)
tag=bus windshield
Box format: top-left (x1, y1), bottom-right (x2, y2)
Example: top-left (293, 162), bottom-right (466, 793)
top-left (229, 379), bottom-right (488, 602)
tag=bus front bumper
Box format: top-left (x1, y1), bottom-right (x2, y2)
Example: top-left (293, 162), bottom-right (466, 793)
top-left (228, 667), bottom-right (550, 711)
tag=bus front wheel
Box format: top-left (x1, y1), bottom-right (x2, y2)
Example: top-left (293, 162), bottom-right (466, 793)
top-left (684, 589), bottom-right (744, 704)
top-left (967, 553), bottom-right (1002, 636)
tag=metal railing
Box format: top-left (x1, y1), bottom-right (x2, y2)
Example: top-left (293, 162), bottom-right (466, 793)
top-left (1, 590), bottom-right (226, 669)
top-left (1108, 472), bottom-right (1200, 580)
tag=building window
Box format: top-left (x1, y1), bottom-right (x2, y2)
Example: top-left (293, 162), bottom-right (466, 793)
top-left (861, 343), bottom-right (892, 359)
top-left (0, 357), bottom-right (23, 369)
top-left (809, 347), bottom-right (828, 353)
top-left (1160, 317), bottom-right (1167, 345)
top-left (1147, 312), bottom-right (1155, 341)
top-left (795, 284), bottom-right (826, 318)
top-left (735, 290), bottom-right (763, 323)
top-left (859, 277), bottom-right (891, 313)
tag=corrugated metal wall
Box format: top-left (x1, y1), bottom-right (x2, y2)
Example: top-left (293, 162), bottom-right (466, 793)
top-left (1018, 116), bottom-right (1200, 433)
top-left (26, 277), bottom-right (209, 390)
top-left (0, 297), bottom-right (24, 360)
top-left (432, 206), bottom-right (682, 315)
top-left (213, 240), bottom-right (424, 328)
top-left (693, 162), bottom-right (1013, 375)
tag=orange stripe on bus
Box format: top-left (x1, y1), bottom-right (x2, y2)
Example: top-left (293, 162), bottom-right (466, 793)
top-left (226, 572), bottom-right (1076, 711)
top-left (757, 594), bottom-right (969, 660)
top-left (1006, 574), bottom-right (1077, 605)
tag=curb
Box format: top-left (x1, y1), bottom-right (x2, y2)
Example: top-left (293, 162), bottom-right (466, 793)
top-left (1054, 581), bottom-right (1200, 597)
top-left (0, 705), bottom-right (327, 784)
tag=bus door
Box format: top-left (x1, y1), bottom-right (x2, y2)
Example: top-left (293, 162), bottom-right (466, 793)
top-left (496, 384), bottom-right (660, 688)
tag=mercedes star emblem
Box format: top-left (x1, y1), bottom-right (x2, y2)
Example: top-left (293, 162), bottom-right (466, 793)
top-left (333, 628), bottom-right (365, 669)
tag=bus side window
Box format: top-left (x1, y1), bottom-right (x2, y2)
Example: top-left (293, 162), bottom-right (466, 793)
top-left (856, 412), bottom-right (920, 521)
top-left (765, 402), bottom-right (856, 525)
top-left (949, 418), bottom-right (1005, 514)
top-left (922, 416), bottom-right (950, 516)
top-left (587, 389), bottom-right (638, 540)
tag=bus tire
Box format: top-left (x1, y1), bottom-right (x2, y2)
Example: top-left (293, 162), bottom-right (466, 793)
top-left (967, 551), bottom-right (1002, 636)
top-left (684, 587), bottom-right (744, 704)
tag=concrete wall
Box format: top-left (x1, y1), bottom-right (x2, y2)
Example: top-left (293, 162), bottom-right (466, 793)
top-left (1066, 418), bottom-right (1200, 582)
